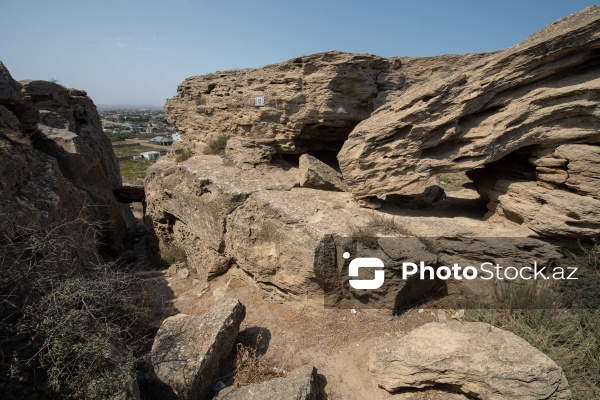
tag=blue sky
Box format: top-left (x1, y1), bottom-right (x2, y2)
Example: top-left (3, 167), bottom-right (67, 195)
top-left (0, 0), bottom-right (596, 106)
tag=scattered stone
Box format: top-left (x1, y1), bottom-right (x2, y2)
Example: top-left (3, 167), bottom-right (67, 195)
top-left (151, 298), bottom-right (246, 400)
top-left (178, 268), bottom-right (190, 279)
top-left (299, 154), bottom-right (349, 192)
top-left (370, 322), bottom-right (571, 400)
top-left (214, 365), bottom-right (317, 400)
top-left (436, 309), bottom-right (446, 322)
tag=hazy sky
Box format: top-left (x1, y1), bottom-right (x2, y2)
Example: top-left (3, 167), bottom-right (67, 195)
top-left (1, 0), bottom-right (596, 106)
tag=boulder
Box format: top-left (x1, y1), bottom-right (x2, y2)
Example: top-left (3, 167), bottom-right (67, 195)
top-left (338, 6), bottom-right (600, 212)
top-left (151, 298), bottom-right (246, 400)
top-left (370, 321), bottom-right (571, 400)
top-left (471, 175), bottom-right (600, 238)
top-left (145, 156), bottom-right (298, 281)
top-left (214, 365), bottom-right (317, 400)
top-left (299, 154), bottom-right (349, 192)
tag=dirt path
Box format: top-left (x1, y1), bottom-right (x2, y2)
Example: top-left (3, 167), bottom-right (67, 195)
top-left (145, 266), bottom-right (470, 400)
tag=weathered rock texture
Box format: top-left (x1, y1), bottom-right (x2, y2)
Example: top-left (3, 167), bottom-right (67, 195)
top-left (145, 156), bottom-right (381, 307)
top-left (165, 51), bottom-right (488, 157)
top-left (370, 322), bottom-right (571, 400)
top-left (0, 62), bottom-right (132, 253)
top-left (151, 298), bottom-right (246, 400)
top-left (149, 7), bottom-right (600, 310)
top-left (339, 6), bottom-right (600, 237)
top-left (215, 365), bottom-right (318, 400)
top-left (299, 154), bottom-right (349, 192)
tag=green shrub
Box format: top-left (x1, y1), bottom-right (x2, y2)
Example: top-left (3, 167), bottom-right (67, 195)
top-left (439, 175), bottom-right (454, 184)
top-left (110, 132), bottom-right (131, 142)
top-left (175, 146), bottom-right (192, 162)
top-left (208, 133), bottom-right (231, 155)
top-left (148, 243), bottom-right (187, 270)
top-left (466, 244), bottom-right (600, 399)
top-left (0, 219), bottom-right (149, 399)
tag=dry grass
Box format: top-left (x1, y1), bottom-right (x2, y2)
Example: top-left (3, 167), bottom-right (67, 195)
top-left (466, 244), bottom-right (600, 399)
top-left (233, 331), bottom-right (287, 387)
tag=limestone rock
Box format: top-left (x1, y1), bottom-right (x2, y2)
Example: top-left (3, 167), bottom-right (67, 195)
top-left (16, 79), bottom-right (134, 251)
top-left (151, 298), bottom-right (246, 400)
top-left (555, 144), bottom-right (600, 199)
top-left (0, 61), bottom-right (22, 105)
top-left (299, 154), bottom-right (349, 192)
top-left (165, 51), bottom-right (488, 159)
top-left (214, 365), bottom-right (317, 400)
top-left (370, 322), bottom-right (571, 400)
top-left (224, 188), bottom-right (375, 306)
top-left (471, 174), bottom-right (600, 238)
top-left (0, 64), bottom-right (130, 255)
top-left (225, 137), bottom-right (277, 167)
top-left (145, 156), bottom-right (298, 282)
top-left (339, 6), bottom-right (600, 208)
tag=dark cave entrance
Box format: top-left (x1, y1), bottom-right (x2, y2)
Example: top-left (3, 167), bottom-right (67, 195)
top-left (273, 120), bottom-right (357, 171)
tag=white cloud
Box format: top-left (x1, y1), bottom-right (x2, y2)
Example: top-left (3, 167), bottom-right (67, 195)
top-left (102, 37), bottom-right (128, 48)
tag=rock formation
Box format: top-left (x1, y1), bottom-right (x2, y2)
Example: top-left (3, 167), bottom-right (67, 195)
top-left (149, 7), bottom-right (600, 313)
top-left (151, 298), bottom-right (246, 400)
top-left (338, 6), bottom-right (600, 237)
top-left (298, 153), bottom-right (349, 192)
top-left (0, 61), bottom-right (132, 254)
top-left (369, 321), bottom-right (571, 399)
top-left (214, 365), bottom-right (318, 400)
top-left (165, 51), bottom-right (489, 158)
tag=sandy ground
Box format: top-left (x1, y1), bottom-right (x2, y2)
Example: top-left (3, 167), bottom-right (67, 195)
top-left (140, 264), bottom-right (471, 400)
top-left (132, 173), bottom-right (493, 399)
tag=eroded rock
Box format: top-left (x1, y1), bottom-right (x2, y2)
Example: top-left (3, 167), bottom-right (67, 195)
top-left (165, 51), bottom-right (489, 162)
top-left (338, 6), bottom-right (600, 224)
top-left (0, 64), bottom-right (131, 254)
top-left (299, 154), bottom-right (349, 192)
top-left (145, 156), bottom-right (298, 281)
top-left (151, 298), bottom-right (246, 400)
top-left (0, 61), bottom-right (22, 105)
top-left (370, 322), bottom-right (571, 400)
top-left (214, 365), bottom-right (317, 400)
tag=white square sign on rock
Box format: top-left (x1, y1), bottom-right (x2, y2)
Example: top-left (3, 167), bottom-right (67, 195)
top-left (254, 95), bottom-right (265, 106)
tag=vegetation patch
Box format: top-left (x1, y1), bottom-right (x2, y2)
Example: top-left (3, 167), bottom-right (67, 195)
top-left (147, 243), bottom-right (187, 270)
top-left (208, 133), bottom-right (231, 155)
top-left (466, 244), bottom-right (600, 399)
top-left (0, 219), bottom-right (150, 399)
top-left (119, 158), bottom-right (154, 185)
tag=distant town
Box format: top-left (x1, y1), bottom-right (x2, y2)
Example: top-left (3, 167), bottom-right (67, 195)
top-left (100, 107), bottom-right (181, 185)
top-left (100, 107), bottom-right (175, 137)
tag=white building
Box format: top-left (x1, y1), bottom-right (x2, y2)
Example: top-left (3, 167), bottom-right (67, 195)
top-left (140, 151), bottom-right (160, 161)
top-left (172, 132), bottom-right (183, 142)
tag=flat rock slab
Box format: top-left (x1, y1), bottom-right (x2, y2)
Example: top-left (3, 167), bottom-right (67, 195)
top-left (215, 365), bottom-right (317, 400)
top-left (370, 321), bottom-right (571, 400)
top-left (151, 298), bottom-right (246, 400)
